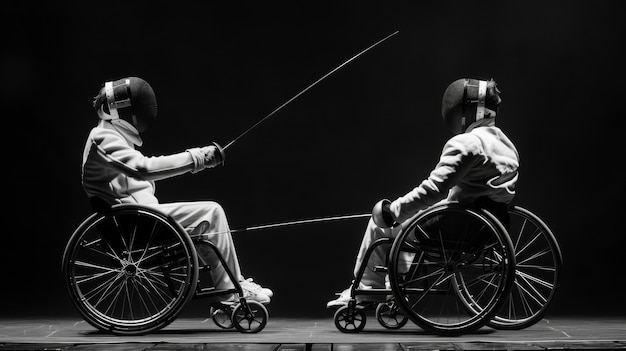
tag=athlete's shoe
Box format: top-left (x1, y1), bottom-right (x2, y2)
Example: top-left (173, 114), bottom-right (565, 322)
top-left (240, 277), bottom-right (274, 298)
top-left (208, 278), bottom-right (272, 306)
top-left (326, 283), bottom-right (384, 308)
top-left (326, 287), bottom-right (353, 308)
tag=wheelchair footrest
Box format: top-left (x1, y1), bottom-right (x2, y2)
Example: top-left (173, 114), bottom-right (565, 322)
top-left (372, 265), bottom-right (388, 272)
top-left (197, 286), bottom-right (217, 294)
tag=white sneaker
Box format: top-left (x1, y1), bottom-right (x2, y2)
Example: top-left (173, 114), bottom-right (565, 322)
top-left (240, 277), bottom-right (273, 297)
top-left (326, 283), bottom-right (375, 308)
top-left (326, 287), bottom-right (352, 308)
top-left (240, 278), bottom-right (272, 304)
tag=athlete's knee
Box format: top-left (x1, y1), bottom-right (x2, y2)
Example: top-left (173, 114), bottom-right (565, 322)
top-left (209, 201), bottom-right (226, 217)
top-left (195, 201), bottom-right (225, 217)
top-left (366, 217), bottom-right (390, 238)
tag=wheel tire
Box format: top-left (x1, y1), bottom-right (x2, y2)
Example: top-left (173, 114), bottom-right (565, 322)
top-left (232, 301), bottom-right (268, 333)
top-left (334, 305), bottom-right (366, 333)
top-left (210, 306), bottom-right (234, 329)
top-left (376, 300), bottom-right (409, 329)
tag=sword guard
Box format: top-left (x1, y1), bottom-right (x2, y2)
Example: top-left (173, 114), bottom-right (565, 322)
top-left (212, 142), bottom-right (225, 166)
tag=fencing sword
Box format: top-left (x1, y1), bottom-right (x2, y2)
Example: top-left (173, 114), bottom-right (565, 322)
top-left (220, 30), bottom-right (400, 153)
top-left (189, 212), bottom-right (371, 238)
top-left (195, 32), bottom-right (398, 235)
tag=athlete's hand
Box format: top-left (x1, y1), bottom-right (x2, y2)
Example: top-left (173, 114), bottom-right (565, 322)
top-left (372, 199), bottom-right (395, 228)
top-left (203, 144), bottom-right (224, 168)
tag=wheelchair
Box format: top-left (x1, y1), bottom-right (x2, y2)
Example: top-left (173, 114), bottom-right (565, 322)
top-left (332, 203), bottom-right (562, 335)
top-left (486, 205), bottom-right (562, 330)
top-left (62, 202), bottom-right (269, 335)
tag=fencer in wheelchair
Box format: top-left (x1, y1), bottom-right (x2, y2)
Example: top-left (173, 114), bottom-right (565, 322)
top-left (64, 77), bottom-right (272, 334)
top-left (327, 78), bottom-right (530, 334)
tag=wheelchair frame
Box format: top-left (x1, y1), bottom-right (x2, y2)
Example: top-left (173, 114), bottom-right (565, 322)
top-left (62, 203), bottom-right (268, 335)
top-left (332, 203), bottom-right (562, 335)
top-left (62, 201), bottom-right (560, 336)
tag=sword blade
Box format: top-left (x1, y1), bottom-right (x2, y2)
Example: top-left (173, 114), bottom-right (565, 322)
top-left (223, 30), bottom-right (399, 150)
top-left (190, 213), bottom-right (371, 238)
top-left (241, 213), bottom-right (371, 232)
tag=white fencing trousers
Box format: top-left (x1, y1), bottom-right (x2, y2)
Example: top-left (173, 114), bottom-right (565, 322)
top-left (353, 214), bottom-right (420, 289)
top-left (353, 218), bottom-right (401, 288)
top-left (150, 201), bottom-right (242, 291)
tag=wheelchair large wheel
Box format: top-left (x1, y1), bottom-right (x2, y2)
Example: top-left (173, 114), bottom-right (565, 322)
top-left (62, 204), bottom-right (199, 335)
top-left (388, 204), bottom-right (516, 335)
top-left (487, 206), bottom-right (562, 330)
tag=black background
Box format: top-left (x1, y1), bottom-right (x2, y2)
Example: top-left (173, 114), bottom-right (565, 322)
top-left (2, 1), bottom-right (624, 319)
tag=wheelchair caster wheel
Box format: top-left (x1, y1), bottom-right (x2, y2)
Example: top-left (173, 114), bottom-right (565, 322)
top-left (334, 305), bottom-right (366, 333)
top-left (376, 300), bottom-right (408, 329)
top-left (210, 306), bottom-right (234, 329)
top-left (232, 300), bottom-right (268, 333)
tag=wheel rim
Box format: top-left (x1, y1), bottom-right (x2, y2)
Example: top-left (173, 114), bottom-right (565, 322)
top-left (232, 301), bottom-right (268, 333)
top-left (376, 300), bottom-right (408, 329)
top-left (64, 207), bottom-right (197, 333)
top-left (489, 206), bottom-right (561, 328)
top-left (334, 306), bottom-right (366, 333)
top-left (389, 205), bottom-right (515, 333)
top-left (210, 306), bottom-right (234, 329)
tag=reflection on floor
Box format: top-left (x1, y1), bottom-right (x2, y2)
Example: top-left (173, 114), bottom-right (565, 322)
top-left (0, 316), bottom-right (625, 350)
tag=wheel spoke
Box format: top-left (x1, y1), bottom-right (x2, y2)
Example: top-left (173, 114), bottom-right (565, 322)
top-left (74, 260), bottom-right (120, 273)
top-left (403, 266), bottom-right (445, 286)
top-left (516, 230), bottom-right (543, 258)
top-left (517, 248), bottom-right (552, 266)
top-left (102, 277), bottom-right (128, 316)
top-left (127, 215), bottom-right (139, 263)
top-left (517, 269), bottom-right (554, 290)
top-left (409, 271), bottom-right (447, 309)
top-left (130, 279), bottom-right (157, 318)
top-left (123, 281), bottom-right (134, 320)
top-left (461, 271), bottom-right (499, 293)
top-left (515, 272), bottom-right (549, 304)
top-left (136, 271), bottom-right (175, 306)
top-left (75, 269), bottom-right (119, 285)
top-left (80, 239), bottom-right (120, 261)
top-left (111, 216), bottom-right (132, 261)
top-left (514, 218), bottom-right (528, 251)
top-left (83, 272), bottom-right (125, 304)
top-left (136, 220), bottom-right (161, 263)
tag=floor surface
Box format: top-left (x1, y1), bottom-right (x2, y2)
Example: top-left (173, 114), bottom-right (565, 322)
top-left (1, 316), bottom-right (625, 350)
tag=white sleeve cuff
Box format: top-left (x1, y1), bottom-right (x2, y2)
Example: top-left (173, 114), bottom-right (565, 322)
top-left (186, 148), bottom-right (205, 173)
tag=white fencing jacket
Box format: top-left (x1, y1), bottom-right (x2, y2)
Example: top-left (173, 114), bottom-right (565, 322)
top-left (390, 118), bottom-right (520, 223)
top-left (81, 120), bottom-right (206, 205)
